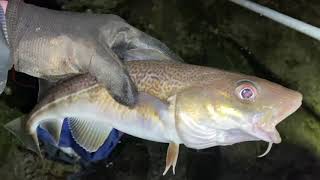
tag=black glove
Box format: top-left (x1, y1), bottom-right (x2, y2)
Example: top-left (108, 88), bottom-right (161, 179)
top-left (5, 0), bottom-right (182, 106)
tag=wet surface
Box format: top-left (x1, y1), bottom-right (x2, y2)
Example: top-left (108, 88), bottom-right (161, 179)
top-left (0, 0), bottom-right (319, 179)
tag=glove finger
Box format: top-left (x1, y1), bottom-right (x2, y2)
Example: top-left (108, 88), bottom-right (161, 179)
top-left (100, 19), bottom-right (183, 62)
top-left (87, 47), bottom-right (138, 107)
top-left (122, 31), bottom-right (183, 62)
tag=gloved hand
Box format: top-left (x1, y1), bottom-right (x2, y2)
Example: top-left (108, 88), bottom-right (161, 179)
top-left (37, 117), bottom-right (123, 163)
top-left (3, 0), bottom-right (182, 106)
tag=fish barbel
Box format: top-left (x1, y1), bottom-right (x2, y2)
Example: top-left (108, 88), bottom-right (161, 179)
top-left (6, 60), bottom-right (302, 175)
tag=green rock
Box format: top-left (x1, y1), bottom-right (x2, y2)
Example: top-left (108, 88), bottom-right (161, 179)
top-left (0, 87), bottom-right (80, 179)
top-left (0, 101), bottom-right (22, 164)
top-left (278, 108), bottom-right (320, 157)
top-left (216, 0), bottom-right (320, 118)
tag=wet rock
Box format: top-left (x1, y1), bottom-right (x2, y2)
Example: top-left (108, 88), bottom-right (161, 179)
top-left (1, 0), bottom-right (320, 179)
top-left (0, 147), bottom-right (80, 180)
top-left (215, 0), bottom-right (320, 118)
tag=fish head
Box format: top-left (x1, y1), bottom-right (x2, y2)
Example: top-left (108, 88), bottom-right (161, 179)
top-left (174, 72), bottom-right (302, 149)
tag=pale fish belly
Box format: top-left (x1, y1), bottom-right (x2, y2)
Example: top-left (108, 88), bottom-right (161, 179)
top-left (31, 85), bottom-right (177, 144)
top-left (102, 91), bottom-right (179, 143)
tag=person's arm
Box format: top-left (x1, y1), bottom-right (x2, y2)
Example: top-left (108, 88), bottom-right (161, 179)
top-left (4, 0), bottom-right (182, 106)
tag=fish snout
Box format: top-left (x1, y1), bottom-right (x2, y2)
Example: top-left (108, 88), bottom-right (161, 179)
top-left (286, 91), bottom-right (303, 113)
top-left (247, 88), bottom-right (302, 144)
top-left (274, 90), bottom-right (303, 125)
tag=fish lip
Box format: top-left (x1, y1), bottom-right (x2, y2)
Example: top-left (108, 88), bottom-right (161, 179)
top-left (276, 95), bottom-right (302, 124)
top-left (253, 126), bottom-right (282, 144)
top-left (250, 92), bottom-right (302, 144)
top-left (244, 117), bottom-right (281, 144)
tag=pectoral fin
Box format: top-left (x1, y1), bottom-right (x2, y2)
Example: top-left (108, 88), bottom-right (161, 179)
top-left (68, 117), bottom-right (113, 152)
top-left (163, 143), bottom-right (180, 176)
top-left (167, 95), bottom-right (176, 116)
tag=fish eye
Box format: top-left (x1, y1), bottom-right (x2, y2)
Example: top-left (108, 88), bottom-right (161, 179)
top-left (240, 87), bottom-right (254, 99)
top-left (235, 80), bottom-right (257, 102)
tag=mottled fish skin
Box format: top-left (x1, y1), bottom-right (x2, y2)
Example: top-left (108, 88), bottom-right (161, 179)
top-left (23, 60), bottom-right (302, 173)
top-left (26, 72), bottom-right (174, 146)
top-left (32, 60), bottom-right (230, 112)
top-left (27, 60), bottom-right (302, 143)
top-left (25, 60), bottom-right (240, 143)
top-left (29, 74), bottom-right (97, 116)
top-left (127, 60), bottom-right (232, 101)
top-left (27, 60), bottom-right (233, 131)
top-left (24, 74), bottom-right (99, 136)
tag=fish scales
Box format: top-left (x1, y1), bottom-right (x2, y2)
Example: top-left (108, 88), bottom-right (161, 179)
top-left (29, 60), bottom-right (238, 128)
top-left (8, 60), bottom-right (302, 176)
top-left (127, 61), bottom-right (236, 101)
top-left (30, 74), bottom-right (97, 115)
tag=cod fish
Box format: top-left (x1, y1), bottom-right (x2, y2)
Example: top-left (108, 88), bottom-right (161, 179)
top-left (5, 60), bottom-right (302, 175)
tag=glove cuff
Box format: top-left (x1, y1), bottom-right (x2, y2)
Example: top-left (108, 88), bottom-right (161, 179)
top-left (6, 0), bottom-right (22, 50)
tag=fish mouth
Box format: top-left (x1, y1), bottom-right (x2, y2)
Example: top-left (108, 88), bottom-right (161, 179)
top-left (251, 92), bottom-right (303, 144)
top-left (274, 92), bottom-right (303, 125)
top-left (252, 126), bottom-right (281, 143)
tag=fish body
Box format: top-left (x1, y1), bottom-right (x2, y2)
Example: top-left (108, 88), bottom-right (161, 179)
top-left (28, 74), bottom-right (178, 147)
top-left (6, 60), bottom-right (303, 175)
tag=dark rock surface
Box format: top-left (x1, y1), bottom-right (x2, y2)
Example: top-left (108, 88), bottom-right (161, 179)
top-left (0, 0), bottom-right (319, 179)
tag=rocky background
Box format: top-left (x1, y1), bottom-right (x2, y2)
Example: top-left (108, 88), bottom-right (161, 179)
top-left (0, 0), bottom-right (319, 179)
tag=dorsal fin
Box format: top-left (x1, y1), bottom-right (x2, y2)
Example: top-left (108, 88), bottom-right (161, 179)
top-left (67, 117), bottom-right (113, 152)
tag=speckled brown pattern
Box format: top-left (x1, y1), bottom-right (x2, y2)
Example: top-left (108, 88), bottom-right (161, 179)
top-left (27, 59), bottom-right (251, 128)
top-left (32, 60), bottom-right (244, 115)
top-left (27, 60), bottom-right (228, 132)
top-left (29, 74), bottom-right (97, 117)
top-left (127, 60), bottom-right (242, 101)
